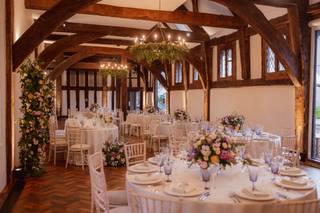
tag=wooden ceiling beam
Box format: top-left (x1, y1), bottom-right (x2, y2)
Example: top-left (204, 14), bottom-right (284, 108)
top-left (48, 46), bottom-right (127, 79)
top-left (252, 0), bottom-right (297, 7)
top-left (64, 46), bottom-right (127, 55)
top-left (13, 0), bottom-right (100, 70)
top-left (46, 34), bottom-right (134, 46)
top-left (211, 0), bottom-right (301, 86)
top-left (25, 0), bottom-right (243, 29)
top-left (38, 32), bottom-right (106, 68)
top-left (55, 22), bottom-right (208, 42)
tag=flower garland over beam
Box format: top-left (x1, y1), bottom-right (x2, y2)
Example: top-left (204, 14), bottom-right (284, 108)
top-left (18, 60), bottom-right (55, 176)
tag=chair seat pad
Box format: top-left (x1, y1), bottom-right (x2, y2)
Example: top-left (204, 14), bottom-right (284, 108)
top-left (54, 138), bottom-right (68, 146)
top-left (70, 144), bottom-right (91, 151)
top-left (110, 206), bottom-right (130, 213)
top-left (55, 130), bottom-right (65, 137)
top-left (108, 190), bottom-right (128, 205)
top-left (131, 124), bottom-right (141, 127)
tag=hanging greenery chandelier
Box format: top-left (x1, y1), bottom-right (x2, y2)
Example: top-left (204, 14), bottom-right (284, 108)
top-left (99, 62), bottom-right (129, 78)
top-left (129, 0), bottom-right (189, 64)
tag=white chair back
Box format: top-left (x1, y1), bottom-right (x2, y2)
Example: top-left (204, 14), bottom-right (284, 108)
top-left (88, 152), bottom-right (110, 213)
top-left (124, 142), bottom-right (146, 168)
top-left (129, 191), bottom-right (182, 213)
top-left (49, 117), bottom-right (57, 145)
top-left (281, 135), bottom-right (296, 150)
top-left (126, 113), bottom-right (137, 124)
top-left (66, 127), bottom-right (82, 148)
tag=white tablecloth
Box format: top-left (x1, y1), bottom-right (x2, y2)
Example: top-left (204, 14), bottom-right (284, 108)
top-left (126, 161), bottom-right (317, 213)
top-left (81, 125), bottom-right (119, 153)
top-left (232, 132), bottom-right (281, 158)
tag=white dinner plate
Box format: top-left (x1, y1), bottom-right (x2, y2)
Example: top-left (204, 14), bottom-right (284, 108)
top-left (130, 174), bottom-right (163, 185)
top-left (279, 170), bottom-right (306, 177)
top-left (273, 179), bottom-right (314, 190)
top-left (235, 190), bottom-right (275, 201)
top-left (163, 185), bottom-right (203, 197)
top-left (147, 157), bottom-right (158, 165)
top-left (128, 163), bottom-right (158, 173)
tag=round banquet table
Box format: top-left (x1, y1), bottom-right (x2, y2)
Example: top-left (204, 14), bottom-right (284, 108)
top-left (231, 132), bottom-right (281, 158)
top-left (126, 161), bottom-right (317, 213)
top-left (81, 124), bottom-right (119, 153)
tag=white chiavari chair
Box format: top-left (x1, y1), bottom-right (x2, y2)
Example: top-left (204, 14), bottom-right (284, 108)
top-left (124, 142), bottom-right (146, 168)
top-left (88, 152), bottom-right (129, 213)
top-left (130, 115), bottom-right (143, 138)
top-left (129, 191), bottom-right (182, 213)
top-left (263, 199), bottom-right (320, 213)
top-left (120, 113), bottom-right (136, 136)
top-left (281, 135), bottom-right (300, 167)
top-left (48, 117), bottom-right (68, 165)
top-left (65, 127), bottom-right (91, 170)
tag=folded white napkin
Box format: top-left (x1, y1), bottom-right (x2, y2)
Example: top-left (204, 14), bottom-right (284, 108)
top-left (171, 183), bottom-right (195, 194)
top-left (242, 187), bottom-right (270, 198)
top-left (134, 174), bottom-right (158, 182)
top-left (280, 167), bottom-right (301, 174)
top-left (280, 178), bottom-right (307, 187)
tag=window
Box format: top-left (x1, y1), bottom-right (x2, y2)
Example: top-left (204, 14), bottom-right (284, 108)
top-left (262, 34), bottom-right (288, 78)
top-left (193, 67), bottom-right (199, 81)
top-left (175, 62), bottom-right (183, 84)
top-left (217, 42), bottom-right (236, 80)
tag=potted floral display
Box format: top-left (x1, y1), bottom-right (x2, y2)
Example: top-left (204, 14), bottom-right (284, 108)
top-left (220, 113), bottom-right (245, 131)
top-left (89, 103), bottom-right (100, 113)
top-left (174, 109), bottom-right (189, 121)
top-left (187, 133), bottom-right (236, 169)
top-left (144, 105), bottom-right (155, 113)
top-left (102, 142), bottom-right (126, 167)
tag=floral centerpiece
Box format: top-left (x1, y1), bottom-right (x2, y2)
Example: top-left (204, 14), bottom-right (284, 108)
top-left (144, 105), bottom-right (155, 113)
top-left (103, 115), bottom-right (113, 124)
top-left (174, 109), bottom-right (189, 121)
top-left (89, 103), bottom-right (100, 113)
top-left (187, 133), bottom-right (236, 169)
top-left (18, 60), bottom-right (55, 176)
top-left (220, 113), bottom-right (245, 131)
top-left (102, 142), bottom-right (126, 167)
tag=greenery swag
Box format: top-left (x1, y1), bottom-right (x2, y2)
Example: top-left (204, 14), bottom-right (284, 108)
top-left (129, 41), bottom-right (189, 64)
top-left (18, 60), bottom-right (55, 176)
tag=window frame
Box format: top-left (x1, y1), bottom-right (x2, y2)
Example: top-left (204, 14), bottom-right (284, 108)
top-left (261, 31), bottom-right (289, 80)
top-left (217, 41), bottom-right (236, 81)
top-left (192, 66), bottom-right (199, 82)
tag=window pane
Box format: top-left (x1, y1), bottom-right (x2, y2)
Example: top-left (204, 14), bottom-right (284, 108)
top-left (266, 47), bottom-right (276, 73)
top-left (194, 68), bottom-right (199, 81)
top-left (279, 62), bottom-right (285, 72)
top-left (220, 50), bottom-right (226, 78)
top-left (227, 61), bottom-right (232, 76)
top-left (175, 63), bottom-right (182, 83)
top-left (227, 49), bottom-right (232, 61)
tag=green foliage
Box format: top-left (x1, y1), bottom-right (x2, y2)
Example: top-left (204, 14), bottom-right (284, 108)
top-left (129, 41), bottom-right (189, 64)
top-left (99, 68), bottom-right (128, 78)
top-left (18, 59), bottom-right (55, 177)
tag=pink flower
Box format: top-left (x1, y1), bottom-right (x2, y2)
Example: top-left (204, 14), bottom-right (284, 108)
top-left (199, 161), bottom-right (208, 169)
top-left (33, 111), bottom-right (42, 116)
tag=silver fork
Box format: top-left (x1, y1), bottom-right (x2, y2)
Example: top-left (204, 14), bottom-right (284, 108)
top-left (229, 192), bottom-right (241, 203)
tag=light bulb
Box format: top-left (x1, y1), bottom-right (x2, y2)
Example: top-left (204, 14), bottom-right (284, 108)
top-left (178, 36), bottom-right (181, 41)
top-left (154, 34), bottom-right (158, 40)
top-left (167, 34), bottom-right (171, 40)
top-left (186, 33), bottom-right (190, 37)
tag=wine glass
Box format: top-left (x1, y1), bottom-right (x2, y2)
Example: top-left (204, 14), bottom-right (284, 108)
top-left (248, 167), bottom-right (258, 191)
top-left (263, 152), bottom-right (272, 166)
top-left (270, 161), bottom-right (279, 181)
top-left (164, 161), bottom-right (173, 182)
top-left (200, 169), bottom-right (211, 190)
top-left (158, 155), bottom-right (165, 173)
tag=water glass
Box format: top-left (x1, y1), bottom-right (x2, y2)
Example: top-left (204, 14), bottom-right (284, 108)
top-left (164, 162), bottom-right (173, 182)
top-left (263, 152), bottom-right (272, 166)
top-left (248, 166), bottom-right (258, 191)
top-left (158, 156), bottom-right (165, 173)
top-left (201, 169), bottom-right (211, 190)
top-left (270, 161), bottom-right (279, 180)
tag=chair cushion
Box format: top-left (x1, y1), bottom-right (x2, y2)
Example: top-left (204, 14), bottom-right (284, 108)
top-left (131, 124), bottom-right (141, 127)
top-left (152, 135), bottom-right (168, 139)
top-left (55, 130), bottom-right (65, 137)
top-left (108, 190), bottom-right (128, 205)
top-left (70, 144), bottom-right (91, 151)
top-left (110, 206), bottom-right (130, 213)
top-left (54, 138), bottom-right (67, 146)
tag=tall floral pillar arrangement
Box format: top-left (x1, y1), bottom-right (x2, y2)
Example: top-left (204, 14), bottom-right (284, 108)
top-left (18, 60), bottom-right (55, 176)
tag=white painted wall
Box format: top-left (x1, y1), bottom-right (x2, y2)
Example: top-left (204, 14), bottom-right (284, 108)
top-left (186, 90), bottom-right (204, 119)
top-left (210, 86), bottom-right (295, 135)
top-left (0, 0), bottom-right (6, 191)
top-left (170, 90), bottom-right (185, 114)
